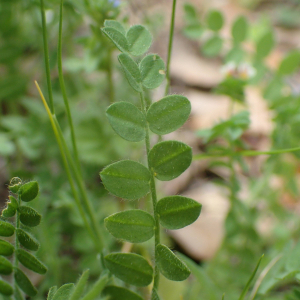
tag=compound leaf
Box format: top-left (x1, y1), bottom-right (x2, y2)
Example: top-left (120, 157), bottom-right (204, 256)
top-left (101, 27), bottom-right (129, 52)
top-left (232, 16), bottom-right (248, 44)
top-left (0, 239), bottom-right (14, 256)
top-left (0, 280), bottom-right (13, 296)
top-left (147, 95), bottom-right (191, 135)
top-left (19, 181), bottom-right (39, 202)
top-left (18, 206), bottom-right (41, 227)
top-left (126, 25), bottom-right (152, 56)
top-left (206, 10), bottom-right (224, 31)
top-left (157, 196), bottom-right (202, 229)
top-left (16, 249), bottom-right (47, 274)
top-left (106, 101), bottom-right (146, 142)
top-left (104, 20), bottom-right (126, 35)
top-left (156, 244), bottom-right (190, 281)
top-left (105, 209), bottom-right (155, 243)
top-left (118, 53), bottom-right (142, 92)
top-left (14, 267), bottom-right (38, 297)
top-left (104, 253), bottom-right (153, 286)
top-left (149, 141), bottom-right (192, 181)
top-left (100, 160), bottom-right (150, 200)
top-left (16, 228), bottom-right (40, 251)
top-left (0, 256), bottom-right (13, 275)
top-left (0, 220), bottom-right (15, 237)
top-left (103, 286), bottom-right (143, 300)
top-left (140, 54), bottom-right (165, 89)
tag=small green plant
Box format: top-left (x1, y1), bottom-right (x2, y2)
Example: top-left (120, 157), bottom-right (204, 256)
top-left (99, 20), bottom-right (202, 299)
top-left (0, 177), bottom-right (47, 299)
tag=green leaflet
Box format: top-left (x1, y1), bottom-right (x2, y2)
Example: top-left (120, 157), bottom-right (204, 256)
top-left (0, 280), bottom-right (13, 296)
top-left (104, 20), bottom-right (126, 35)
top-left (256, 31), bottom-right (274, 60)
top-left (103, 286), bottom-right (143, 300)
top-left (0, 256), bottom-right (13, 275)
top-left (101, 27), bottom-right (129, 53)
top-left (8, 195), bottom-right (18, 208)
top-left (100, 160), bottom-right (151, 200)
top-left (232, 16), bottom-right (248, 44)
top-left (47, 287), bottom-right (58, 300)
top-left (19, 181), bottom-right (39, 202)
top-left (106, 101), bottom-right (146, 142)
top-left (104, 253), bottom-right (153, 286)
top-left (69, 270), bottom-right (89, 300)
top-left (16, 249), bottom-right (47, 274)
top-left (118, 53), bottom-right (142, 92)
top-left (14, 267), bottom-right (38, 297)
top-left (0, 220), bottom-right (15, 237)
top-left (1, 203), bottom-right (16, 218)
top-left (206, 10), bottom-right (224, 31)
top-left (126, 25), bottom-right (152, 56)
top-left (0, 239), bottom-right (14, 256)
top-left (157, 196), bottom-right (202, 230)
top-left (16, 228), bottom-right (40, 251)
top-left (156, 244), bottom-right (190, 281)
top-left (278, 50), bottom-right (300, 75)
top-left (147, 95), bottom-right (191, 135)
top-left (52, 283), bottom-right (75, 300)
top-left (105, 209), bottom-right (155, 243)
top-left (140, 54), bottom-right (165, 89)
top-left (81, 271), bottom-right (109, 300)
top-left (18, 206), bottom-right (41, 227)
top-left (202, 35), bottom-right (223, 57)
top-left (149, 141), bottom-right (192, 181)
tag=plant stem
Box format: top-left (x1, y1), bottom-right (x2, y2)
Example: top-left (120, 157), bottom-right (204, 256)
top-left (81, 272), bottom-right (109, 300)
top-left (164, 0), bottom-right (177, 96)
top-left (14, 194), bottom-right (21, 288)
top-left (139, 86), bottom-right (160, 291)
top-left (35, 82), bottom-right (102, 252)
top-left (40, 0), bottom-right (54, 113)
top-left (107, 49), bottom-right (114, 104)
top-left (193, 145), bottom-right (300, 160)
top-left (58, 0), bottom-right (81, 171)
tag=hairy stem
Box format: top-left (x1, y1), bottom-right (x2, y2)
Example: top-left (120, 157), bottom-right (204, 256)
top-left (13, 194), bottom-right (21, 290)
top-left (139, 87), bottom-right (160, 291)
top-left (40, 0), bottom-right (54, 113)
top-left (58, 0), bottom-right (81, 171)
top-left (164, 0), bottom-right (177, 96)
top-left (35, 82), bottom-right (102, 252)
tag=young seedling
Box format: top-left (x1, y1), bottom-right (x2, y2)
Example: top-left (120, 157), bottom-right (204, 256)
top-left (99, 20), bottom-right (202, 299)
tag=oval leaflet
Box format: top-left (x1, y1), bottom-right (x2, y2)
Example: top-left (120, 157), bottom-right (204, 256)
top-left (104, 253), bottom-right (153, 286)
top-left (105, 209), bottom-right (155, 243)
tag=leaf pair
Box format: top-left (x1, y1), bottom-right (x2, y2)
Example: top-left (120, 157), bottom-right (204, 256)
top-left (104, 197), bottom-right (201, 243)
top-left (104, 246), bottom-right (190, 285)
top-left (119, 53), bottom-right (165, 91)
top-left (100, 141), bottom-right (192, 200)
top-left (106, 95), bottom-right (191, 142)
top-left (102, 21), bottom-right (152, 56)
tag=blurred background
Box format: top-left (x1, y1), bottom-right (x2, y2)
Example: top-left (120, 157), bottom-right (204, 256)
top-left (2, 0), bottom-right (300, 299)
